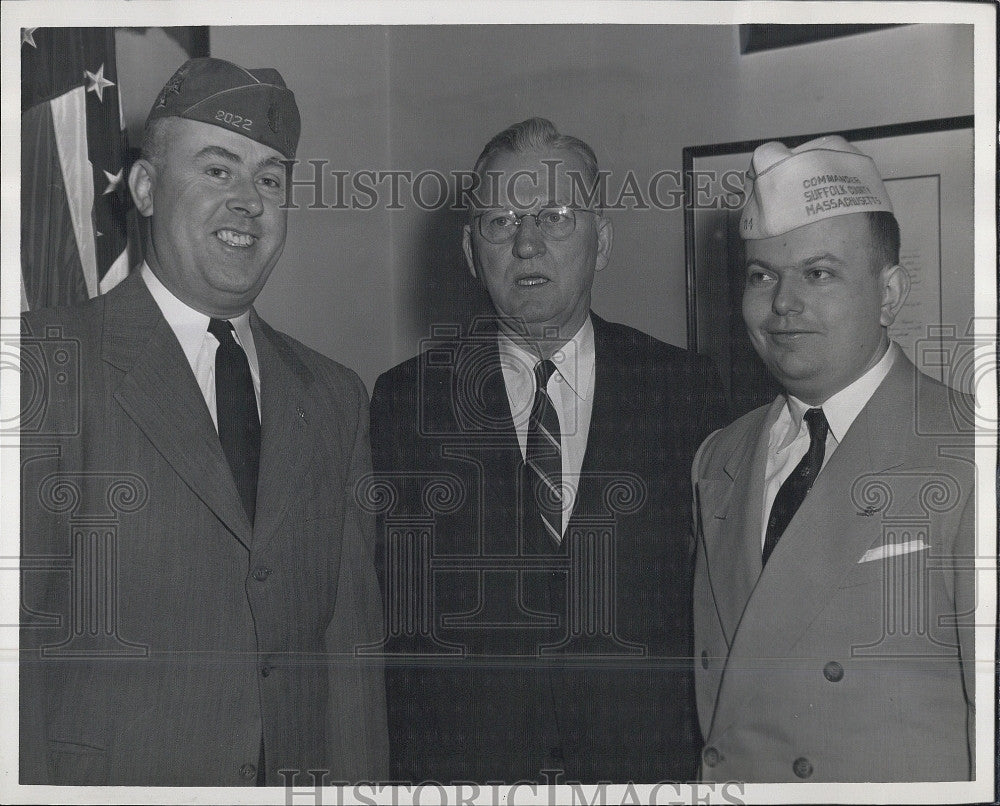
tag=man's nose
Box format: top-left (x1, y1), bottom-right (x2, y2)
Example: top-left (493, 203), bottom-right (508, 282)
top-left (226, 177), bottom-right (264, 217)
top-left (512, 216), bottom-right (546, 259)
top-left (771, 276), bottom-right (803, 315)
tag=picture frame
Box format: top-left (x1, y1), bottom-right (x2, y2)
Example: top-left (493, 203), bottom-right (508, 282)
top-left (682, 116), bottom-right (975, 417)
top-left (738, 23), bottom-right (902, 54)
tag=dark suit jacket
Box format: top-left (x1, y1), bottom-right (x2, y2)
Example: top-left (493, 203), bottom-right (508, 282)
top-left (20, 272), bottom-right (388, 786)
top-left (692, 354), bottom-right (975, 781)
top-left (370, 314), bottom-right (727, 783)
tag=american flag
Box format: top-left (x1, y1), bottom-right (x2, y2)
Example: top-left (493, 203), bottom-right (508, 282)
top-left (21, 27), bottom-right (135, 312)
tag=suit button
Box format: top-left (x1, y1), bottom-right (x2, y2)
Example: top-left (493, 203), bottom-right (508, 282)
top-left (701, 650), bottom-right (709, 669)
top-left (239, 763), bottom-right (257, 779)
top-left (823, 661), bottom-right (844, 682)
top-left (261, 663), bottom-right (274, 677)
top-left (252, 566), bottom-right (272, 582)
top-left (702, 746), bottom-right (721, 767)
top-left (793, 757), bottom-right (813, 778)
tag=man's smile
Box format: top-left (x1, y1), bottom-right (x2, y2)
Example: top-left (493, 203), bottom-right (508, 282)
top-left (215, 229), bottom-right (259, 248)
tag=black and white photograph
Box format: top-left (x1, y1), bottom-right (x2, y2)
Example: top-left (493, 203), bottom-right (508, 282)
top-left (2, 2), bottom-right (996, 804)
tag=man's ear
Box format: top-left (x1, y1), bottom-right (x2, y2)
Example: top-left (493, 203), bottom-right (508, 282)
top-left (594, 214), bottom-right (613, 272)
top-left (878, 263), bottom-right (910, 327)
top-left (462, 224), bottom-right (478, 280)
top-left (128, 159), bottom-right (156, 218)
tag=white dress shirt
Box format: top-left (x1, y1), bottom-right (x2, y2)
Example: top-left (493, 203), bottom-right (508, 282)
top-left (761, 342), bottom-right (899, 548)
top-left (498, 317), bottom-right (596, 538)
top-left (140, 262), bottom-right (261, 430)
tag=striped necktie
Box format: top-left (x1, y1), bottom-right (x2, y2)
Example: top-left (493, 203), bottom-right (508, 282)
top-left (762, 407), bottom-right (829, 565)
top-left (524, 359), bottom-right (563, 548)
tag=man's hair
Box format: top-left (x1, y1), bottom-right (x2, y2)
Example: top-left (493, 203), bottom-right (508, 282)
top-left (473, 117), bottom-right (599, 189)
top-left (866, 211), bottom-right (901, 270)
top-left (140, 117), bottom-right (172, 169)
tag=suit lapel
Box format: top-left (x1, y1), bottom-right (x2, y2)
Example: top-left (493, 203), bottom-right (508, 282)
top-left (105, 274), bottom-right (252, 547)
top-left (480, 332), bottom-right (533, 549)
top-left (473, 325), bottom-right (520, 441)
top-left (250, 313), bottom-right (317, 552)
top-left (728, 357), bottom-right (914, 660)
top-left (572, 315), bottom-right (615, 525)
top-left (700, 399), bottom-right (779, 645)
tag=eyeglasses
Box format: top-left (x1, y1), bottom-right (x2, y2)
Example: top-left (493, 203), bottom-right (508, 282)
top-left (472, 206), bottom-right (598, 244)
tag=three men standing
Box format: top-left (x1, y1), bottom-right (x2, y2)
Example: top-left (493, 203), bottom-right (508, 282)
top-left (20, 57), bottom-right (977, 784)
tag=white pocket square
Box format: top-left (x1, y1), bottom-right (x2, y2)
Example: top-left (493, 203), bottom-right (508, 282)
top-left (858, 539), bottom-right (930, 563)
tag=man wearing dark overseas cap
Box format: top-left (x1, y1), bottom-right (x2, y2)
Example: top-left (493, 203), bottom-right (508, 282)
top-left (20, 57), bottom-right (388, 785)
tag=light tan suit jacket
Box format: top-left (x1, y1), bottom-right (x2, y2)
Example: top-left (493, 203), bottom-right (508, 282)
top-left (692, 355), bottom-right (975, 782)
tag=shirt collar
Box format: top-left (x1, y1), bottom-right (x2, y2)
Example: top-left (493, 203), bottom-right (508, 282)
top-left (140, 261), bottom-right (258, 374)
top-left (497, 316), bottom-right (595, 401)
top-left (782, 341), bottom-right (899, 446)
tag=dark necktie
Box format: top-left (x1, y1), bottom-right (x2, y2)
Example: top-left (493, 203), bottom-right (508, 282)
top-left (208, 318), bottom-right (260, 523)
top-left (762, 407), bottom-right (829, 566)
top-left (523, 359), bottom-right (563, 548)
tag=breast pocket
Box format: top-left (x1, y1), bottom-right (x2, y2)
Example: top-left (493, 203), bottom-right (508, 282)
top-left (839, 541), bottom-right (931, 590)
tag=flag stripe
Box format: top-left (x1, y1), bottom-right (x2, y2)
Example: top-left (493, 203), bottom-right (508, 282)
top-left (50, 87), bottom-right (98, 299)
top-left (99, 248), bottom-right (130, 295)
top-left (20, 101), bottom-right (89, 309)
top-left (22, 27), bottom-right (135, 310)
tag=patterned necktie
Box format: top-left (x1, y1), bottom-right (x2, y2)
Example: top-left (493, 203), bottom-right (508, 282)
top-left (208, 318), bottom-right (261, 523)
top-left (523, 359), bottom-right (563, 548)
top-left (762, 407), bottom-right (829, 566)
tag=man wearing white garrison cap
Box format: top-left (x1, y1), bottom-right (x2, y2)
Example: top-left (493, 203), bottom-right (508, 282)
top-left (20, 57), bottom-right (387, 785)
top-left (691, 136), bottom-right (975, 782)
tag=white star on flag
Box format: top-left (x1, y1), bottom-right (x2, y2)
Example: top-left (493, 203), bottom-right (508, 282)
top-left (22, 28), bottom-right (38, 48)
top-left (84, 64), bottom-right (115, 102)
top-left (102, 169), bottom-right (123, 195)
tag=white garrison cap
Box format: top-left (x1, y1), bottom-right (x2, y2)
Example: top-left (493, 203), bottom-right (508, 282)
top-left (739, 135), bottom-right (893, 239)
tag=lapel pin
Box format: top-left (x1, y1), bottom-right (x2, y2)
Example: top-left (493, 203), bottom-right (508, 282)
top-left (296, 406), bottom-right (307, 424)
top-left (857, 505), bottom-right (880, 517)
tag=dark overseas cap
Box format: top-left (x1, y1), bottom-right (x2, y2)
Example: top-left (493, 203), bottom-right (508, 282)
top-left (146, 57), bottom-right (301, 158)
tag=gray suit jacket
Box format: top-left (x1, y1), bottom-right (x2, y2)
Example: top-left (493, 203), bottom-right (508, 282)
top-left (20, 272), bottom-right (388, 785)
top-left (692, 354), bottom-right (975, 782)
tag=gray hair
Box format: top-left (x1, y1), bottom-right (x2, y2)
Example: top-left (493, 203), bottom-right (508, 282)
top-left (473, 117), bottom-right (599, 188)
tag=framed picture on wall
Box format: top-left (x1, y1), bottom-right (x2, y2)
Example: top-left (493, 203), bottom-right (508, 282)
top-left (682, 116), bottom-right (975, 418)
top-left (738, 23), bottom-right (902, 54)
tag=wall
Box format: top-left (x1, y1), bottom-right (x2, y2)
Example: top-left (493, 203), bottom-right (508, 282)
top-left (116, 27), bottom-right (204, 143)
top-left (166, 24), bottom-right (972, 390)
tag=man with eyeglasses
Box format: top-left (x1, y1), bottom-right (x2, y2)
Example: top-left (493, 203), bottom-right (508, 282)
top-left (370, 117), bottom-right (727, 783)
